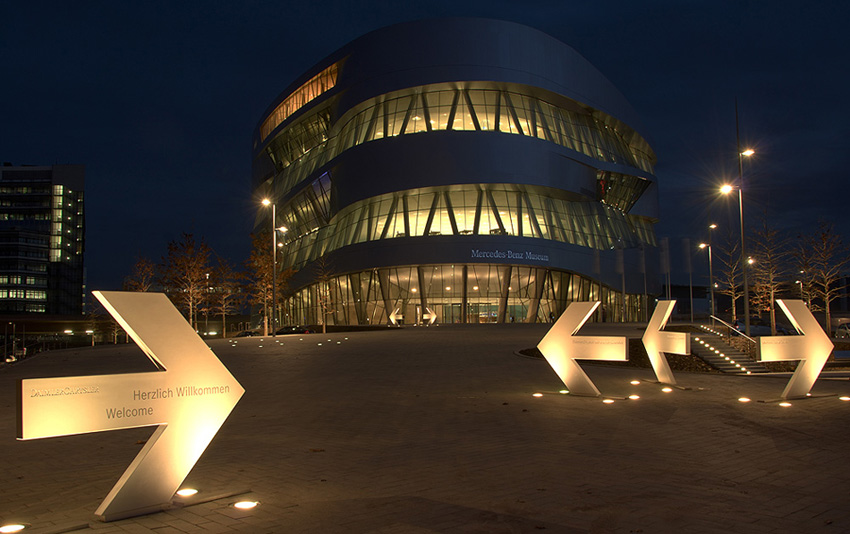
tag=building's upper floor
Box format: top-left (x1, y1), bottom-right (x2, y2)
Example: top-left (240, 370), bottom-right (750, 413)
top-left (252, 19), bottom-right (656, 203)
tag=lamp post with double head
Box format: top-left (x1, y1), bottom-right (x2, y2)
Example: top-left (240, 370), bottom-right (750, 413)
top-left (721, 149), bottom-right (754, 335)
top-left (261, 198), bottom-right (277, 336)
top-left (699, 227), bottom-right (716, 325)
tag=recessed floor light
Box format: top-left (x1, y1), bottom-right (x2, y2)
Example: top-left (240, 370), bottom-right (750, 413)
top-left (0, 525), bottom-right (27, 534)
top-left (661, 387), bottom-right (672, 393)
top-left (628, 394), bottom-right (640, 400)
top-left (176, 488), bottom-right (198, 497)
top-left (840, 396), bottom-right (850, 401)
top-left (532, 393), bottom-right (543, 397)
top-left (602, 399), bottom-right (615, 404)
top-left (738, 397), bottom-right (751, 403)
top-left (630, 380), bottom-right (640, 385)
top-left (232, 500), bottom-right (259, 510)
top-left (779, 402), bottom-right (792, 408)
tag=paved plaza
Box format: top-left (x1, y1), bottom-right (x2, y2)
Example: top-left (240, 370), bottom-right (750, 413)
top-left (3, 323), bottom-right (850, 533)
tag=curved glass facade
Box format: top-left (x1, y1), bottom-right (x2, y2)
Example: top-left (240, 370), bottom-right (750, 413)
top-left (253, 19), bottom-right (661, 327)
top-left (278, 181), bottom-right (655, 272)
top-left (283, 264), bottom-right (642, 326)
top-left (264, 83), bottom-right (655, 200)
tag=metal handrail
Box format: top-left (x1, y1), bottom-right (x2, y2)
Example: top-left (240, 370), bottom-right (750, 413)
top-left (710, 315), bottom-right (757, 344)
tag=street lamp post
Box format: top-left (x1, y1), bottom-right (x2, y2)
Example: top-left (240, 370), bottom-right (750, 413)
top-left (721, 149), bottom-right (754, 336)
top-left (262, 198), bottom-right (277, 337)
top-left (708, 223), bottom-right (717, 326)
top-left (699, 227), bottom-right (716, 325)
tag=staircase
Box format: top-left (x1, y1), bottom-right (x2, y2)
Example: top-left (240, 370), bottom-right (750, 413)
top-left (690, 325), bottom-right (768, 374)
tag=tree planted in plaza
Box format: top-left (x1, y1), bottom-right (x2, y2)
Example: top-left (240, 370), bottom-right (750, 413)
top-left (123, 256), bottom-right (157, 292)
top-left (313, 255), bottom-right (335, 334)
top-left (160, 232), bottom-right (212, 330)
top-left (798, 222), bottom-right (850, 336)
top-left (208, 255), bottom-right (244, 338)
top-left (246, 230), bottom-right (293, 335)
top-left (715, 233), bottom-right (742, 323)
top-left (749, 219), bottom-right (789, 335)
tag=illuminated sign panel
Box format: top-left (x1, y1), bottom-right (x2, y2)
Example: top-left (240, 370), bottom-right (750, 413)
top-left (537, 301), bottom-right (627, 397)
top-left (641, 300), bottom-right (689, 385)
top-left (17, 291), bottom-right (245, 521)
top-left (758, 299), bottom-right (833, 400)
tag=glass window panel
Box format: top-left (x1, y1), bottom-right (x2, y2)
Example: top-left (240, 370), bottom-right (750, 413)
top-left (405, 94), bottom-right (428, 134)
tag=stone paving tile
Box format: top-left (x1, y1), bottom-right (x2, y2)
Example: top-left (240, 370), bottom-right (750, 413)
top-left (4, 325), bottom-right (850, 532)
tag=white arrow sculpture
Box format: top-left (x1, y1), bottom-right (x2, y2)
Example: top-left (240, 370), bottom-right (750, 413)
top-left (537, 301), bottom-right (627, 397)
top-left (758, 299), bottom-right (833, 400)
top-left (423, 307), bottom-right (437, 326)
top-left (17, 291), bottom-right (245, 521)
top-left (642, 300), bottom-right (690, 385)
top-left (389, 307), bottom-right (403, 325)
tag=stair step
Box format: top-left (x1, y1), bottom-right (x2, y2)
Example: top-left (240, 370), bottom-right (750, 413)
top-left (689, 331), bottom-right (768, 374)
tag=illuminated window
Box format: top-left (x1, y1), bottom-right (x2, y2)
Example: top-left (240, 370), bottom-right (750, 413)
top-left (265, 83), bottom-right (656, 201)
top-left (278, 183), bottom-right (656, 272)
top-left (260, 62), bottom-right (340, 141)
top-left (281, 263), bottom-right (644, 327)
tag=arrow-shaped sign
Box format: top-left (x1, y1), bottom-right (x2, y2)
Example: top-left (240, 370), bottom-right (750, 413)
top-left (642, 300), bottom-right (690, 385)
top-left (423, 307), bottom-right (437, 326)
top-left (17, 291), bottom-right (245, 521)
top-left (758, 299), bottom-right (833, 399)
top-left (537, 301), bottom-right (627, 397)
top-left (389, 307), bottom-right (403, 325)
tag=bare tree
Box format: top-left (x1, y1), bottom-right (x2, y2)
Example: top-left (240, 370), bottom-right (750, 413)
top-left (313, 255), bottom-right (335, 334)
top-left (750, 220), bottom-right (789, 335)
top-left (800, 222), bottom-right (850, 336)
top-left (245, 231), bottom-right (292, 335)
top-left (793, 248), bottom-right (818, 310)
top-left (715, 233), bottom-right (742, 323)
top-left (123, 256), bottom-right (157, 291)
top-left (160, 233), bottom-right (212, 330)
top-left (209, 255), bottom-right (244, 338)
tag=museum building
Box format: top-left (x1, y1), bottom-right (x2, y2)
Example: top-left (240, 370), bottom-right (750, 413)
top-left (252, 18), bottom-right (660, 326)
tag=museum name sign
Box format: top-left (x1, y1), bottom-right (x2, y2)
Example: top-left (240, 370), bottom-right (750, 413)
top-left (470, 248), bottom-right (549, 262)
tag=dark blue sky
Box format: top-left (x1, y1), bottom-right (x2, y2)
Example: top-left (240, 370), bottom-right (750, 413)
top-left (2, 0), bottom-right (848, 290)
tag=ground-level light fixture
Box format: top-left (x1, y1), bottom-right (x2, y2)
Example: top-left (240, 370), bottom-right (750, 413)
top-left (779, 402), bottom-right (792, 408)
top-left (232, 500), bottom-right (259, 510)
top-left (661, 387), bottom-right (673, 393)
top-left (532, 392), bottom-right (543, 397)
top-left (628, 394), bottom-right (640, 400)
top-left (0, 525), bottom-right (27, 534)
top-left (176, 488), bottom-right (198, 497)
top-left (840, 396), bottom-right (850, 402)
top-left (602, 399), bottom-right (615, 404)
top-left (630, 380), bottom-right (640, 385)
top-left (738, 397), bottom-right (751, 403)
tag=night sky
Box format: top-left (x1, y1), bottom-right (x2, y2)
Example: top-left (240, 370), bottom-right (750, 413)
top-left (2, 0), bottom-right (848, 291)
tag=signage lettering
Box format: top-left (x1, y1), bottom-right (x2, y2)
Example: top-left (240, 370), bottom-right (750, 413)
top-left (470, 249), bottom-right (549, 262)
top-left (17, 291), bottom-right (245, 521)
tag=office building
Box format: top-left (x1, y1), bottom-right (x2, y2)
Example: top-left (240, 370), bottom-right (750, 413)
top-left (0, 163), bottom-right (85, 315)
